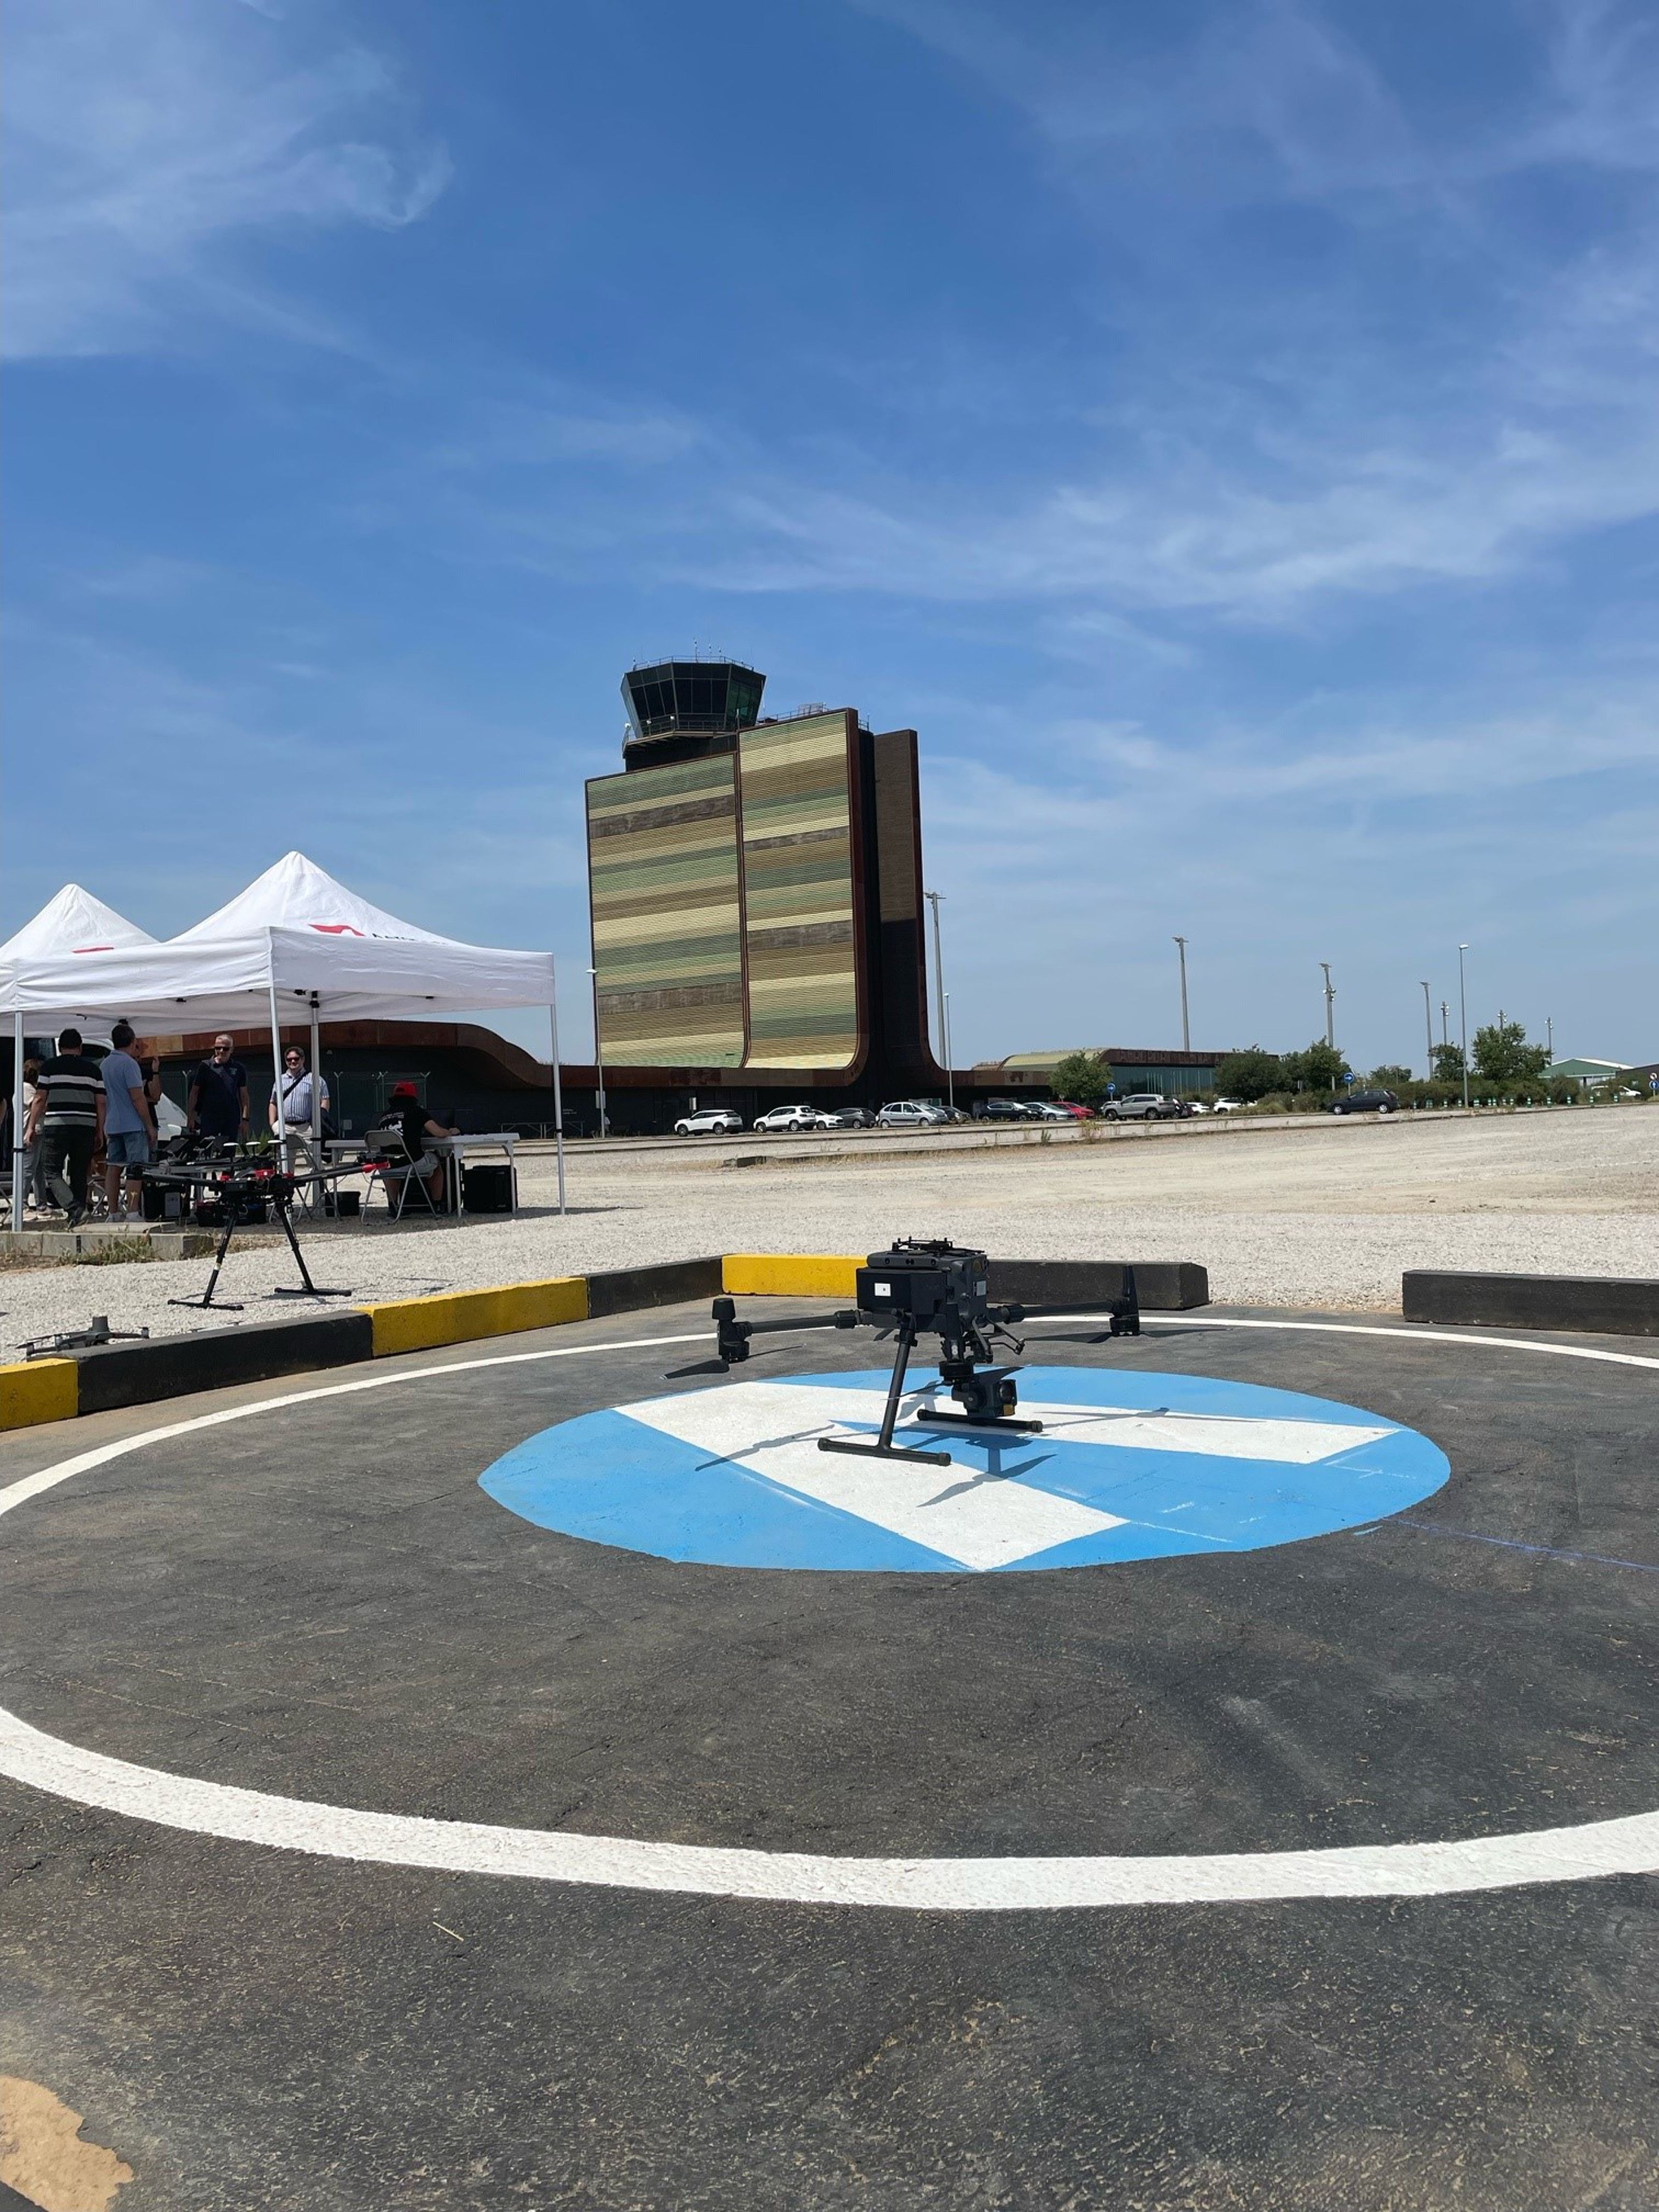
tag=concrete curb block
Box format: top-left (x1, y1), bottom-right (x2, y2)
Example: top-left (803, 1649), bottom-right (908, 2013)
top-left (71, 1316), bottom-right (376, 1416)
top-left (0, 1358), bottom-right (79, 1432)
top-left (362, 1277), bottom-right (587, 1358)
top-left (722, 1254), bottom-right (860, 1299)
top-left (1403, 1270), bottom-right (1659, 1337)
top-left (0, 1249), bottom-right (1212, 1431)
top-left (588, 1258), bottom-right (724, 1317)
top-left (987, 1259), bottom-right (1210, 1311)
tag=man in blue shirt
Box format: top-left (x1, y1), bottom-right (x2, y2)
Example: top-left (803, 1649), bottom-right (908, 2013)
top-left (101, 1020), bottom-right (157, 1218)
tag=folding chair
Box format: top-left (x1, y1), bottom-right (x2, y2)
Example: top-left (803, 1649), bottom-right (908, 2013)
top-left (361, 1147), bottom-right (443, 1224)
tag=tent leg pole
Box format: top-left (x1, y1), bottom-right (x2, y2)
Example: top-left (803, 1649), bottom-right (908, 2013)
top-left (548, 1000), bottom-right (565, 1215)
top-left (310, 996), bottom-right (322, 1198)
top-left (11, 1010), bottom-right (25, 1233)
top-left (266, 973), bottom-right (284, 1160)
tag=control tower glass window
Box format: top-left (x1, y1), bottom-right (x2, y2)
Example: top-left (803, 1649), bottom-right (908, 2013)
top-left (622, 660), bottom-right (767, 746)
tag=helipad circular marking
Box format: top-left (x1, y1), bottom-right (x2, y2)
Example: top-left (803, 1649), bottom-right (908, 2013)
top-left (1, 1318), bottom-right (1655, 1908)
top-left (478, 1364), bottom-right (1449, 1571)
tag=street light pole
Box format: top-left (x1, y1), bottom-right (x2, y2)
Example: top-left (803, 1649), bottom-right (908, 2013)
top-left (1440, 1000), bottom-right (1449, 1049)
top-left (587, 964), bottom-right (607, 1139)
top-left (1457, 944), bottom-right (1471, 1109)
top-left (924, 889), bottom-right (949, 1093)
top-left (1319, 962), bottom-right (1335, 1048)
top-left (1546, 1014), bottom-right (1553, 1061)
top-left (1420, 981), bottom-right (1433, 1080)
top-left (943, 992), bottom-right (954, 1113)
top-left (1173, 936), bottom-right (1190, 1053)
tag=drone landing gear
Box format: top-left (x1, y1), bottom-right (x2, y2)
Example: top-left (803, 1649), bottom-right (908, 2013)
top-left (268, 1201), bottom-right (353, 1299)
top-left (169, 1187), bottom-right (351, 1312)
top-left (918, 1409), bottom-right (1043, 1436)
top-left (168, 1206), bottom-right (245, 1311)
top-left (818, 1314), bottom-right (952, 1468)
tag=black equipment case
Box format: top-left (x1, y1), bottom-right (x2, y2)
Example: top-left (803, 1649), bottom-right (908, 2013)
top-left (461, 1163), bottom-right (515, 1214)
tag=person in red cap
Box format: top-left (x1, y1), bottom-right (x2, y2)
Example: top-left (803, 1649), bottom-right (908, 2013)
top-left (367, 1082), bottom-right (459, 1214)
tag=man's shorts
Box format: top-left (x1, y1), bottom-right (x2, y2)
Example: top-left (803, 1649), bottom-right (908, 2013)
top-left (106, 1128), bottom-right (152, 1169)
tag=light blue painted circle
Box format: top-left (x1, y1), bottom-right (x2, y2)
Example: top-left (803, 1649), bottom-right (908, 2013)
top-left (478, 1365), bottom-right (1449, 1574)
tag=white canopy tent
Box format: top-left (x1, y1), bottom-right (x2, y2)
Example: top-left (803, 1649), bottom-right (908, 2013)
top-left (3, 854), bottom-right (565, 1227)
top-left (3, 886), bottom-right (159, 1230)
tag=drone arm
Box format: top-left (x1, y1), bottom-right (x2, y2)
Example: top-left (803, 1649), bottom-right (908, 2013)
top-left (730, 1311), bottom-right (852, 1342)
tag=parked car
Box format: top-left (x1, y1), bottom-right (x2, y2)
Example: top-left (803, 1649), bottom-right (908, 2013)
top-left (831, 1105), bottom-right (877, 1128)
top-left (673, 1108), bottom-right (744, 1137)
top-left (876, 1099), bottom-right (951, 1129)
top-left (1210, 1097), bottom-right (1243, 1113)
top-left (1328, 1088), bottom-right (1399, 1115)
top-left (1047, 1100), bottom-right (1095, 1119)
top-left (912, 1097), bottom-right (970, 1123)
top-left (752, 1104), bottom-right (839, 1133)
top-left (1098, 1093), bottom-right (1181, 1121)
top-left (973, 1096), bottom-right (1040, 1122)
top-left (1030, 1101), bottom-right (1075, 1122)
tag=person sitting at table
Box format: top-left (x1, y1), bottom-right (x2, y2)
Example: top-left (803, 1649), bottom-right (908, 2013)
top-left (367, 1082), bottom-right (458, 1211)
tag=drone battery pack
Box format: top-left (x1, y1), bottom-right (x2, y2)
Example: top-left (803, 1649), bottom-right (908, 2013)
top-left (856, 1244), bottom-right (991, 1323)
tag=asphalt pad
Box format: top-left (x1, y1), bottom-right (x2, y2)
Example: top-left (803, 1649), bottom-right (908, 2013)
top-left (1, 1298), bottom-right (1655, 2211)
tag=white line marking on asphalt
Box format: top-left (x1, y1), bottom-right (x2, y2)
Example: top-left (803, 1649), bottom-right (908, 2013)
top-left (1, 1316), bottom-right (1655, 1909)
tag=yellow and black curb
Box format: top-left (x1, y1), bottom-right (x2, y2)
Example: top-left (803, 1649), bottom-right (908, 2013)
top-left (0, 1254), bottom-right (1215, 1436)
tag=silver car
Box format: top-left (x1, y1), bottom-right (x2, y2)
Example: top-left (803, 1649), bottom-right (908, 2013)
top-left (1098, 1093), bottom-right (1181, 1121)
top-left (876, 1100), bottom-right (951, 1129)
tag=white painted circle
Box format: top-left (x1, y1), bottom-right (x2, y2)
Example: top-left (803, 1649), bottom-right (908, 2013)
top-left (2, 1317), bottom-right (1655, 1910)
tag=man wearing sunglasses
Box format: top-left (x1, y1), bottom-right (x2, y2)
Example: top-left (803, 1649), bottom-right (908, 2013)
top-left (186, 1033), bottom-right (250, 1144)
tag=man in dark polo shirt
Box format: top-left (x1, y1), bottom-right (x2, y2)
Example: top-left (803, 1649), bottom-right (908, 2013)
top-left (25, 1026), bottom-right (105, 1226)
top-left (187, 1033), bottom-right (250, 1144)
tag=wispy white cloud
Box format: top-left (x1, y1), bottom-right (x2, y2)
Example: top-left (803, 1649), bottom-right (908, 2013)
top-left (861, 0), bottom-right (1659, 202)
top-left (3, 0), bottom-right (449, 359)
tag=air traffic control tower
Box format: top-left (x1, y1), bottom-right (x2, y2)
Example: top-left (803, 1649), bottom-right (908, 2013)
top-left (584, 659), bottom-right (944, 1115)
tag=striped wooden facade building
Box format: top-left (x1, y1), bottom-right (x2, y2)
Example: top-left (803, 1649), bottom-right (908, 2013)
top-left (585, 685), bottom-right (941, 1102)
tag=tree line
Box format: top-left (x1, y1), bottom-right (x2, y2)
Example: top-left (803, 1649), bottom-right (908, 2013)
top-left (1047, 1019), bottom-right (1571, 1113)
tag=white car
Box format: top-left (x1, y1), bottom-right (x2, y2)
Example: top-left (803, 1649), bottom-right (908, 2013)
top-left (1210, 1097), bottom-right (1243, 1113)
top-left (752, 1104), bottom-right (837, 1133)
top-left (876, 1099), bottom-right (951, 1129)
top-left (674, 1108), bottom-right (743, 1137)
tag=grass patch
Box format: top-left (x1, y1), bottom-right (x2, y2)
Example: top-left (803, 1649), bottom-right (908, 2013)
top-left (75, 1235), bottom-right (158, 1266)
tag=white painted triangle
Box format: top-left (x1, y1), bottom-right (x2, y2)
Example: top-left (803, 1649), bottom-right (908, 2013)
top-left (619, 1382), bottom-right (1125, 1571)
top-left (919, 1392), bottom-right (1397, 1465)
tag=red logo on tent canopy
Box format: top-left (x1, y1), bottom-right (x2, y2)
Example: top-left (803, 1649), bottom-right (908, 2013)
top-left (72, 944), bottom-right (115, 954)
top-left (309, 923), bottom-right (365, 935)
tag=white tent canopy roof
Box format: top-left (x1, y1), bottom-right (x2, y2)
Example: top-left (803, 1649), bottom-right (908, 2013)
top-left (172, 850), bottom-right (452, 947)
top-left (1, 852), bottom-right (556, 1029)
top-left (0, 883), bottom-right (156, 968)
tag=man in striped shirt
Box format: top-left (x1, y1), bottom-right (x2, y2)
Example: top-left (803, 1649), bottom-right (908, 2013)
top-left (25, 1027), bottom-right (105, 1227)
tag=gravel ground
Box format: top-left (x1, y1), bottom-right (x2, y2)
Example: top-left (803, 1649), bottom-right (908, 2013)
top-left (4, 1107), bottom-right (1654, 1350)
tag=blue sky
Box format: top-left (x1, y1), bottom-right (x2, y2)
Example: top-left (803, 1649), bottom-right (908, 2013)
top-left (5, 0), bottom-right (1656, 1072)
